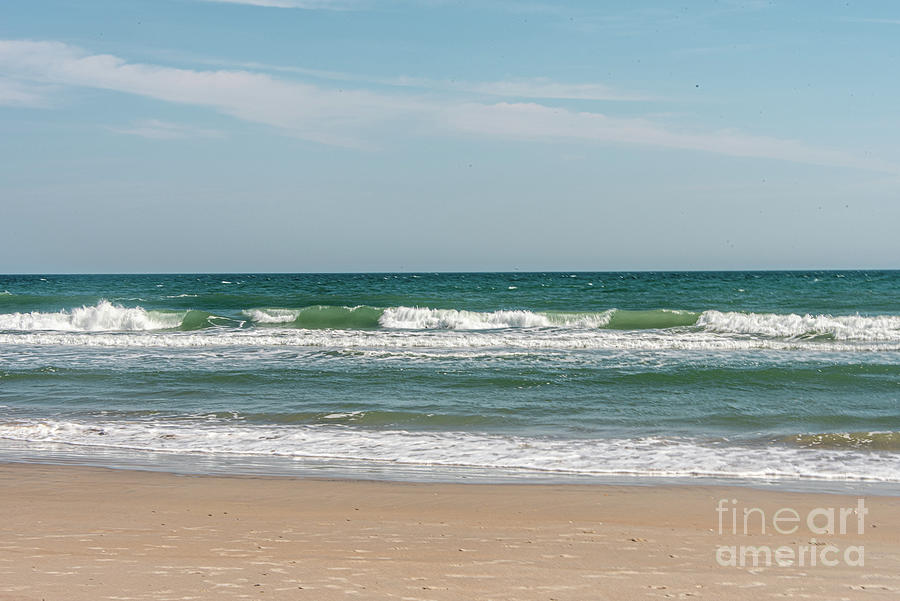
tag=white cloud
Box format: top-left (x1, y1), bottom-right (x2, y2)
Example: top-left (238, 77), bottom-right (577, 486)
top-left (350, 73), bottom-right (648, 101)
top-left (461, 78), bottom-right (647, 101)
top-left (0, 40), bottom-right (893, 172)
top-left (200, 0), bottom-right (357, 8)
top-left (843, 17), bottom-right (900, 25)
top-left (444, 102), bottom-right (897, 172)
top-left (0, 40), bottom-right (425, 147)
top-left (110, 119), bottom-right (225, 140)
top-left (192, 58), bottom-right (647, 101)
top-left (0, 76), bottom-right (54, 107)
top-left (196, 0), bottom-right (532, 10)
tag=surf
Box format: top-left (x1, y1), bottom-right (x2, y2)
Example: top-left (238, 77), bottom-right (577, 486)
top-left (698, 310), bottom-right (900, 341)
top-left (2, 299), bottom-right (899, 344)
top-left (0, 300), bottom-right (183, 332)
top-left (3, 418), bottom-right (899, 483)
top-left (0, 300), bottom-right (240, 332)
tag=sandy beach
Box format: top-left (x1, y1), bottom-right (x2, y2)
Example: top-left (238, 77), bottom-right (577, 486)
top-left (0, 464), bottom-right (898, 600)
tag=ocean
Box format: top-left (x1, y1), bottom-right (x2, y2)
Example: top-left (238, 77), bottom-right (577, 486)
top-left (1, 271), bottom-right (898, 491)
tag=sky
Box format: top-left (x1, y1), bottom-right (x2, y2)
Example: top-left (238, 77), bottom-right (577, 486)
top-left (1, 0), bottom-right (899, 273)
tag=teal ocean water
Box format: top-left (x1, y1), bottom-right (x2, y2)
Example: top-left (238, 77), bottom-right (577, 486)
top-left (1, 272), bottom-right (898, 489)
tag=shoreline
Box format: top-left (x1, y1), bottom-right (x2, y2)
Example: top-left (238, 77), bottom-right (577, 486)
top-left (6, 451), bottom-right (900, 497)
top-left (3, 463), bottom-right (900, 600)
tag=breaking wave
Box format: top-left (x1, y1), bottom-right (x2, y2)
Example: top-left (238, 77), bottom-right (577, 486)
top-left (0, 301), bottom-right (243, 332)
top-left (1, 301), bottom-right (898, 343)
top-left (698, 310), bottom-right (900, 341)
top-left (0, 300), bottom-right (183, 332)
top-left (1, 418), bottom-right (899, 482)
top-left (1, 328), bottom-right (898, 352)
top-left (240, 306), bottom-right (698, 330)
top-left (378, 306), bottom-right (617, 329)
top-left (243, 306), bottom-right (383, 329)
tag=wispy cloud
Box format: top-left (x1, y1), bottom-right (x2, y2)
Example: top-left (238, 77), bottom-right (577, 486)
top-left (0, 40), bottom-right (423, 147)
top-left (564, 2), bottom-right (773, 36)
top-left (200, 0), bottom-right (358, 9)
top-left (0, 40), bottom-right (892, 172)
top-left (842, 17), bottom-right (900, 25)
top-left (110, 119), bottom-right (225, 140)
top-left (0, 76), bottom-right (54, 107)
top-left (461, 78), bottom-right (647, 101)
top-left (445, 102), bottom-right (894, 172)
top-left (197, 0), bottom-right (565, 11)
top-left (194, 58), bottom-right (649, 101)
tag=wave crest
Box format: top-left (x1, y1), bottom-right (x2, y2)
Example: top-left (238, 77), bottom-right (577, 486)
top-left (698, 310), bottom-right (900, 341)
top-left (244, 306), bottom-right (383, 329)
top-left (0, 300), bottom-right (183, 332)
top-left (3, 301), bottom-right (900, 341)
top-left (379, 307), bottom-right (615, 329)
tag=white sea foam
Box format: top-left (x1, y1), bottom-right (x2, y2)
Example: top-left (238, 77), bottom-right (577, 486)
top-left (0, 327), bottom-right (897, 351)
top-left (322, 411), bottom-right (364, 419)
top-left (1, 419), bottom-right (897, 482)
top-left (379, 307), bottom-right (614, 329)
top-left (241, 308), bottom-right (301, 323)
top-left (698, 310), bottom-right (900, 341)
top-left (0, 300), bottom-right (183, 332)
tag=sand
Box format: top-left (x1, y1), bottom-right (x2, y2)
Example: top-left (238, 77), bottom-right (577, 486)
top-left (1, 463), bottom-right (899, 600)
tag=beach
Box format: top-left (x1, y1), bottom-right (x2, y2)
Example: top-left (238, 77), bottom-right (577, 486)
top-left (2, 272), bottom-right (899, 598)
top-left (5, 0), bottom-right (900, 593)
top-left (2, 463), bottom-right (899, 601)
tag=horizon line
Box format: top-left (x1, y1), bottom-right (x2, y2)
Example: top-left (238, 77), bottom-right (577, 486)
top-left (2, 268), bottom-right (899, 276)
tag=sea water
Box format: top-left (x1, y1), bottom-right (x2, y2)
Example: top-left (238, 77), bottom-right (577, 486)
top-left (0, 272), bottom-right (898, 491)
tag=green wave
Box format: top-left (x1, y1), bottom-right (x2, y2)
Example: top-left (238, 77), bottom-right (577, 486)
top-left (294, 305), bottom-right (383, 329)
top-left (605, 309), bottom-right (700, 330)
top-left (245, 305), bottom-right (384, 329)
top-left (146, 309), bottom-right (243, 331)
top-left (244, 306), bottom-right (702, 330)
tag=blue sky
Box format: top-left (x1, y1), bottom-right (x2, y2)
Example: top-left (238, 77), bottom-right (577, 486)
top-left (1, 0), bottom-right (899, 272)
